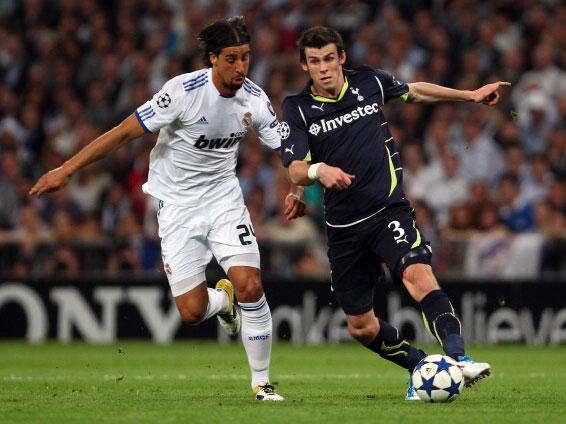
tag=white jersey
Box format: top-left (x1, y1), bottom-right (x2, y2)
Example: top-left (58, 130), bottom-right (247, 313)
top-left (135, 68), bottom-right (281, 205)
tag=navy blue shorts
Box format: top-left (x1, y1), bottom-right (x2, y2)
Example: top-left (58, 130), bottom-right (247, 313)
top-left (327, 203), bottom-right (431, 315)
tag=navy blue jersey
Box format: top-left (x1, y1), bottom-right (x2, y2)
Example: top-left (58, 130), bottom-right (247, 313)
top-left (281, 67), bottom-right (410, 226)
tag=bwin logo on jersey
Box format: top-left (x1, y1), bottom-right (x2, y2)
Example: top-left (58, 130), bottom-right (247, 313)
top-left (309, 103), bottom-right (381, 136)
top-left (194, 133), bottom-right (244, 149)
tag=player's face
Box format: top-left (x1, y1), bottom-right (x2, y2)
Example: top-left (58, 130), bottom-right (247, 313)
top-left (301, 44), bottom-right (346, 98)
top-left (210, 44), bottom-right (251, 96)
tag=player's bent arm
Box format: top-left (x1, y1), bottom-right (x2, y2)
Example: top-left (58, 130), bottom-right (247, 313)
top-left (288, 160), bottom-right (355, 191)
top-left (288, 160), bottom-right (315, 186)
top-left (29, 114), bottom-right (145, 196)
top-left (407, 81), bottom-right (511, 105)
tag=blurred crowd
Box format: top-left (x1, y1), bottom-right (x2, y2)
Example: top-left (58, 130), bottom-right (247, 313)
top-left (0, 0), bottom-right (564, 280)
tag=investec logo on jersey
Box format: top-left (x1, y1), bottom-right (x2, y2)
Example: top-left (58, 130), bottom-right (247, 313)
top-left (194, 131), bottom-right (245, 149)
top-left (308, 103), bottom-right (381, 136)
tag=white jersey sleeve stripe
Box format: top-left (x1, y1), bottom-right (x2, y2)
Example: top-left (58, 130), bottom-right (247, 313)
top-left (184, 80), bottom-right (208, 92)
top-left (183, 75), bottom-right (208, 91)
top-left (182, 74), bottom-right (206, 85)
top-left (134, 110), bottom-right (152, 133)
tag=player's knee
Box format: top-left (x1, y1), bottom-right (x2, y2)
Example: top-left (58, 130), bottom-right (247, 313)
top-left (178, 304), bottom-right (207, 325)
top-left (403, 264), bottom-right (439, 297)
top-left (234, 275), bottom-right (263, 303)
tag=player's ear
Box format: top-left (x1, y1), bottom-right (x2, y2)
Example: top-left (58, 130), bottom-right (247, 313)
top-left (209, 52), bottom-right (218, 67)
top-left (339, 50), bottom-right (346, 65)
top-left (300, 60), bottom-right (308, 72)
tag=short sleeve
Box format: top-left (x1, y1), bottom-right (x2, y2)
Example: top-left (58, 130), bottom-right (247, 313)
top-left (373, 69), bottom-right (409, 104)
top-left (134, 76), bottom-right (185, 133)
top-left (280, 98), bottom-right (311, 167)
top-left (253, 93), bottom-right (281, 150)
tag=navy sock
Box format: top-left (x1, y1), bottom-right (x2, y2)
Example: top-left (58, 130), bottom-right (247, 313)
top-left (420, 290), bottom-right (465, 359)
top-left (365, 318), bottom-right (426, 372)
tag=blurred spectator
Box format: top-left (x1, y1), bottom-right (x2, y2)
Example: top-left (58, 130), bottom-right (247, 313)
top-left (454, 113), bottom-right (504, 185)
top-left (497, 173), bottom-right (535, 232)
top-left (0, 150), bottom-right (21, 228)
top-left (100, 184), bottom-right (132, 235)
top-left (414, 151), bottom-right (469, 227)
top-left (474, 202), bottom-right (507, 235)
top-left (67, 164), bottom-right (111, 215)
top-left (258, 176), bottom-right (328, 279)
top-left (521, 154), bottom-right (554, 204)
top-left (516, 90), bottom-right (558, 154)
top-left (442, 203), bottom-right (475, 242)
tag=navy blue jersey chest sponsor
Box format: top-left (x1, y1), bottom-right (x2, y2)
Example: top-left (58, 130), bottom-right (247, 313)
top-left (307, 101), bottom-right (382, 137)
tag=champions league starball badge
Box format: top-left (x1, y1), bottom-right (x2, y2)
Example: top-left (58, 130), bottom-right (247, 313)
top-left (157, 93), bottom-right (172, 108)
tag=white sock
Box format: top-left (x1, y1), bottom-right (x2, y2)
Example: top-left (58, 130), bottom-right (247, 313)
top-left (239, 295), bottom-right (272, 389)
top-left (198, 288), bottom-right (228, 323)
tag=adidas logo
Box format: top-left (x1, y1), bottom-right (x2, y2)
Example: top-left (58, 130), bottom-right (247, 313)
top-left (197, 116), bottom-right (208, 124)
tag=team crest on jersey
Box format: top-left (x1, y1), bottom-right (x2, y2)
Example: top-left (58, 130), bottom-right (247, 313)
top-left (157, 92), bottom-right (171, 108)
top-left (164, 263), bottom-right (172, 275)
top-left (350, 87), bottom-right (364, 101)
top-left (279, 122), bottom-right (290, 139)
top-left (242, 112), bottom-right (252, 127)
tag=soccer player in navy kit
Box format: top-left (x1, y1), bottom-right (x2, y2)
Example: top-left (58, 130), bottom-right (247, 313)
top-left (281, 26), bottom-right (510, 399)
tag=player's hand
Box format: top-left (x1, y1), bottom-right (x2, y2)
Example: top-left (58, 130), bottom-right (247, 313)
top-left (284, 187), bottom-right (306, 220)
top-left (471, 81), bottom-right (512, 105)
top-left (29, 166), bottom-right (72, 197)
top-left (317, 163), bottom-right (355, 191)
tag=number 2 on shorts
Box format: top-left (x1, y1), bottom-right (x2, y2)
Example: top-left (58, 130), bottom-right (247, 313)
top-left (236, 224), bottom-right (256, 245)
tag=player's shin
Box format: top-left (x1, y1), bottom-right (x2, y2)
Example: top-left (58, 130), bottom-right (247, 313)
top-left (239, 295), bottom-right (273, 388)
top-left (420, 289), bottom-right (465, 359)
top-left (365, 318), bottom-right (426, 371)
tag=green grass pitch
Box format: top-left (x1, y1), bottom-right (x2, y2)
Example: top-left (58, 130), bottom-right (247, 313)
top-left (1, 342), bottom-right (564, 423)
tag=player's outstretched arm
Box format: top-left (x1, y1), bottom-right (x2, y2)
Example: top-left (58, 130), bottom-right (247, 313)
top-left (29, 114), bottom-right (145, 197)
top-left (288, 160), bottom-right (355, 191)
top-left (407, 81), bottom-right (511, 105)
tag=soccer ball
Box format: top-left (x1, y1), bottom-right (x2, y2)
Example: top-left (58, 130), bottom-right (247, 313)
top-left (411, 354), bottom-right (464, 402)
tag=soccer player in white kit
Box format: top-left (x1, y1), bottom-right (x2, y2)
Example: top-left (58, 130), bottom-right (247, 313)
top-left (30, 16), bottom-right (305, 401)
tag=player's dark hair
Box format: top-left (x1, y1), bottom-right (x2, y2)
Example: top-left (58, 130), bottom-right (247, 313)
top-left (297, 26), bottom-right (344, 63)
top-left (197, 16), bottom-right (251, 67)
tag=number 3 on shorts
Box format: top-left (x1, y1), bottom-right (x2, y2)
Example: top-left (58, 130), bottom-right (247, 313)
top-left (388, 220), bottom-right (409, 245)
top-left (236, 224), bottom-right (256, 245)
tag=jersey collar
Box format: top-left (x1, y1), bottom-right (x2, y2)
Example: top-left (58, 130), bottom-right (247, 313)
top-left (309, 75), bottom-right (349, 103)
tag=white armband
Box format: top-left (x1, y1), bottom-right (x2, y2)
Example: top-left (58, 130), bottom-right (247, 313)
top-left (307, 163), bottom-right (322, 181)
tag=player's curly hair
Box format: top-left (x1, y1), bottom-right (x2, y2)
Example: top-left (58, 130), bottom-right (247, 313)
top-left (197, 16), bottom-right (251, 67)
top-left (297, 26), bottom-right (345, 63)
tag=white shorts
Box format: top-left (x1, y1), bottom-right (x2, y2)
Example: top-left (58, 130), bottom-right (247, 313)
top-left (156, 182), bottom-right (260, 297)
